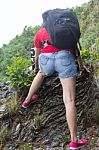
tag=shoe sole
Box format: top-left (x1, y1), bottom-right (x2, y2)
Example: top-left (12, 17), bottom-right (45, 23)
top-left (70, 144), bottom-right (87, 149)
top-left (22, 99), bottom-right (38, 108)
top-left (21, 105), bottom-right (28, 108)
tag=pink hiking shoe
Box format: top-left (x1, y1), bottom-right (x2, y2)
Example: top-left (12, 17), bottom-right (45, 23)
top-left (22, 94), bottom-right (38, 108)
top-left (69, 139), bottom-right (88, 149)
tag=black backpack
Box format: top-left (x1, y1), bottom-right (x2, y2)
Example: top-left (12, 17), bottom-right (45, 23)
top-left (42, 8), bottom-right (81, 50)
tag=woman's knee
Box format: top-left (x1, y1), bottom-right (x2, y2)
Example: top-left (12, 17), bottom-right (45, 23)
top-left (38, 71), bottom-right (45, 80)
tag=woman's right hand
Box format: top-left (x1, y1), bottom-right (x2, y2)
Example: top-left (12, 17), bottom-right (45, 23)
top-left (34, 67), bottom-right (39, 73)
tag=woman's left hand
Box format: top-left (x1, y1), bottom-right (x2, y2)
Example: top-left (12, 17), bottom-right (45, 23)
top-left (80, 65), bottom-right (91, 72)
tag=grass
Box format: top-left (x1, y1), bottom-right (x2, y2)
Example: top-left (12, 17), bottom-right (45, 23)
top-left (19, 143), bottom-right (33, 150)
top-left (0, 94), bottom-right (19, 149)
top-left (7, 93), bottom-right (18, 113)
top-left (95, 101), bottom-right (99, 123)
top-left (0, 93), bottom-right (18, 117)
top-left (0, 127), bottom-right (11, 149)
top-left (33, 113), bottom-right (45, 130)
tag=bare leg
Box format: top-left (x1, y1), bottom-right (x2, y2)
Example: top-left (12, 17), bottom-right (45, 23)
top-left (60, 77), bottom-right (77, 142)
top-left (25, 71), bottom-right (45, 102)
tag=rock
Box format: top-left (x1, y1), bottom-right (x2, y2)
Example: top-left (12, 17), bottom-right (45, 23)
top-left (2, 86), bottom-right (9, 91)
top-left (0, 104), bottom-right (7, 112)
top-left (0, 70), bottom-right (98, 149)
top-left (0, 83), bottom-right (5, 88)
top-left (0, 82), bottom-right (16, 100)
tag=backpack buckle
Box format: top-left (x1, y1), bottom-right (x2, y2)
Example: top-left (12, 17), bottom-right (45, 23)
top-left (42, 40), bottom-right (51, 48)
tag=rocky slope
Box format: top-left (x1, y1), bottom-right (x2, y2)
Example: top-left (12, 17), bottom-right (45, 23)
top-left (0, 70), bottom-right (99, 149)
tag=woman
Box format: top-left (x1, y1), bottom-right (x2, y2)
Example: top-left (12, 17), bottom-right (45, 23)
top-left (22, 27), bottom-right (88, 149)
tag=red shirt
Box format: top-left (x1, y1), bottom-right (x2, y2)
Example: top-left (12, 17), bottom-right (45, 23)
top-left (34, 27), bottom-right (61, 53)
top-left (34, 27), bottom-right (77, 56)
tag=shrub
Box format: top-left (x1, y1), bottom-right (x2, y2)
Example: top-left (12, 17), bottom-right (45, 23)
top-left (6, 56), bottom-right (36, 95)
top-left (80, 48), bottom-right (99, 64)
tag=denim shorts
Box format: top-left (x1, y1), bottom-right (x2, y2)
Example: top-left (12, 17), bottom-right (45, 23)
top-left (39, 50), bottom-right (77, 78)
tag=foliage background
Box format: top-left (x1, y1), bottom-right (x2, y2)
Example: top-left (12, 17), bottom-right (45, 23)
top-left (0, 0), bottom-right (99, 82)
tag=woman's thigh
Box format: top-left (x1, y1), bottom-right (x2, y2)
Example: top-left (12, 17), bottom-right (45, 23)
top-left (60, 77), bottom-right (76, 104)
